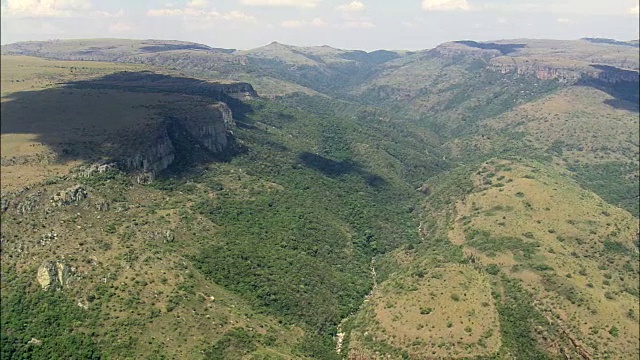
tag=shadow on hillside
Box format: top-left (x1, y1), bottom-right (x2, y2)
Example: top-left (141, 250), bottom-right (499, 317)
top-left (68, 71), bottom-right (255, 120)
top-left (297, 152), bottom-right (386, 187)
top-left (577, 65), bottom-right (640, 112)
top-left (0, 71), bottom-right (256, 172)
top-left (454, 41), bottom-right (526, 55)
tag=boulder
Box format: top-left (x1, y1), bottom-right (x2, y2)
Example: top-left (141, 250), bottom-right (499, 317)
top-left (37, 260), bottom-right (71, 291)
top-left (51, 185), bottom-right (87, 207)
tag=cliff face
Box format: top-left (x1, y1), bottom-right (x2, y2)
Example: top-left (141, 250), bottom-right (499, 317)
top-left (428, 41), bottom-right (639, 85)
top-left (178, 103), bottom-right (235, 153)
top-left (489, 58), bottom-right (640, 84)
top-left (115, 101), bottom-right (236, 182)
top-left (208, 83), bottom-right (256, 100)
top-left (120, 129), bottom-right (176, 181)
top-left (69, 71), bottom-right (258, 101)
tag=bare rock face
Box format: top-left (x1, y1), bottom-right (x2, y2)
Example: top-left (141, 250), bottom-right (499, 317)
top-left (51, 185), bottom-right (87, 207)
top-left (489, 58), bottom-right (640, 84)
top-left (81, 162), bottom-right (117, 178)
top-left (95, 199), bottom-right (110, 211)
top-left (121, 129), bottom-right (176, 183)
top-left (15, 190), bottom-right (43, 215)
top-left (27, 338), bottom-right (42, 346)
top-left (178, 102), bottom-right (236, 153)
top-left (1, 197), bottom-right (10, 213)
top-left (37, 260), bottom-right (71, 291)
top-left (119, 101), bottom-right (236, 182)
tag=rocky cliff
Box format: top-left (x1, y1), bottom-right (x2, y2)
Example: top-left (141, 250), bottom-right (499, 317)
top-left (69, 71), bottom-right (258, 101)
top-left (428, 40), bottom-right (639, 85)
top-left (115, 101), bottom-right (236, 182)
top-left (177, 102), bottom-right (235, 153)
top-left (37, 260), bottom-right (72, 291)
top-left (119, 128), bottom-right (176, 181)
top-left (489, 58), bottom-right (640, 84)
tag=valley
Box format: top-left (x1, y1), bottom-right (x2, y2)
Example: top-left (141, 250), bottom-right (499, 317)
top-left (1, 37), bottom-right (638, 359)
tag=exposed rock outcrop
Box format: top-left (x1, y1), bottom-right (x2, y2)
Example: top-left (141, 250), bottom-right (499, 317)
top-left (37, 260), bottom-right (71, 291)
top-left (120, 129), bottom-right (175, 182)
top-left (178, 102), bottom-right (235, 153)
top-left (118, 101), bottom-right (236, 181)
top-left (1, 197), bottom-right (10, 213)
top-left (428, 42), bottom-right (504, 60)
top-left (51, 185), bottom-right (87, 206)
top-left (16, 190), bottom-right (43, 215)
top-left (27, 338), bottom-right (42, 346)
top-left (95, 199), bottom-right (110, 211)
top-left (147, 230), bottom-right (175, 243)
top-left (81, 162), bottom-right (117, 177)
top-left (489, 58), bottom-right (640, 84)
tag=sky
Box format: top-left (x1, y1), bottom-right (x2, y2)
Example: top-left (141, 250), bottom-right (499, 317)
top-left (1, 0), bottom-right (639, 50)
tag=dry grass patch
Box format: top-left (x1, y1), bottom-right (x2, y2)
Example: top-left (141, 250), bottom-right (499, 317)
top-left (485, 86), bottom-right (639, 165)
top-left (450, 159), bottom-right (640, 358)
top-left (359, 264), bottom-right (500, 358)
top-left (1, 55), bottom-right (143, 96)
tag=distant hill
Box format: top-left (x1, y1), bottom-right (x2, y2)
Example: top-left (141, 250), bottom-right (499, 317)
top-left (582, 37), bottom-right (640, 47)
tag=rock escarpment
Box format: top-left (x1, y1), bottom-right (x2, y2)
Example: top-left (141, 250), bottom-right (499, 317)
top-left (37, 260), bottom-right (72, 291)
top-left (116, 101), bottom-right (236, 182)
top-left (177, 103), bottom-right (235, 153)
top-left (51, 185), bottom-right (87, 207)
top-left (119, 129), bottom-right (176, 180)
top-left (430, 40), bottom-right (639, 85)
top-left (489, 58), bottom-right (640, 84)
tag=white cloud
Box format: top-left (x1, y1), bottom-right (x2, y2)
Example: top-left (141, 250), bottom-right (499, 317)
top-left (310, 17), bottom-right (327, 26)
top-left (281, 19), bottom-right (306, 27)
top-left (187, 0), bottom-right (209, 8)
top-left (147, 2), bottom-right (256, 22)
top-left (240, 0), bottom-right (320, 8)
top-left (280, 17), bottom-right (328, 28)
top-left (147, 8), bottom-right (184, 16)
top-left (91, 9), bottom-right (125, 18)
top-left (336, 1), bottom-right (365, 12)
top-left (422, 0), bottom-right (471, 11)
top-left (556, 17), bottom-right (571, 23)
top-left (147, 8), bottom-right (219, 17)
top-left (1, 0), bottom-right (92, 18)
top-left (480, 1), bottom-right (640, 16)
top-left (108, 22), bottom-right (132, 34)
top-left (343, 20), bottom-right (375, 28)
top-left (223, 10), bottom-right (257, 22)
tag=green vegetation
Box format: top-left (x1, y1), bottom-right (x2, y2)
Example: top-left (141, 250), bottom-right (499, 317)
top-left (1, 272), bottom-right (101, 360)
top-left (570, 161), bottom-right (639, 217)
top-left (465, 229), bottom-right (538, 259)
top-left (1, 37), bottom-right (638, 359)
top-left (494, 277), bottom-right (553, 359)
top-left (203, 328), bottom-right (259, 359)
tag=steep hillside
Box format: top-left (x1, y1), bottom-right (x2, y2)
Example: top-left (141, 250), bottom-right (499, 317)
top-left (0, 56), bottom-right (313, 359)
top-left (344, 159), bottom-right (639, 359)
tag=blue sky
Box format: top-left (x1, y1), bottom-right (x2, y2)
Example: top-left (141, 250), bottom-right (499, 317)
top-left (1, 0), bottom-right (639, 50)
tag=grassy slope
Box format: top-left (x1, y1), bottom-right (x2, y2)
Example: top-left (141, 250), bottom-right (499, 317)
top-left (484, 86), bottom-right (639, 216)
top-left (345, 158), bottom-right (639, 359)
top-left (457, 160), bottom-right (638, 357)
